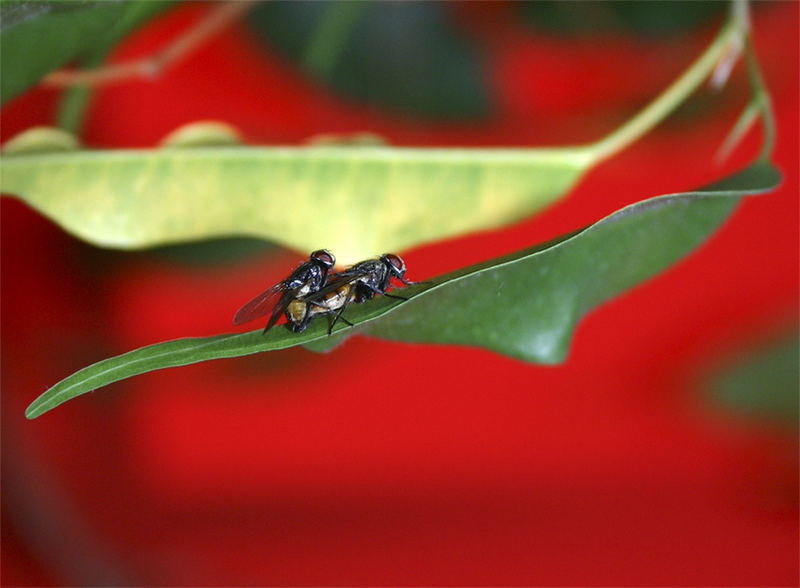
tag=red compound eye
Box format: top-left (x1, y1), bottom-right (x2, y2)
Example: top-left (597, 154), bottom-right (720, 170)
top-left (386, 254), bottom-right (404, 272)
top-left (312, 250), bottom-right (334, 266)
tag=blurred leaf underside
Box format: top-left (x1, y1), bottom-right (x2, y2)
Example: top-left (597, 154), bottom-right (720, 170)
top-left (1, 143), bottom-right (589, 265)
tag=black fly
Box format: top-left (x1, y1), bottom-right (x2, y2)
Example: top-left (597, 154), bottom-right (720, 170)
top-left (302, 253), bottom-right (422, 334)
top-left (233, 249), bottom-right (338, 333)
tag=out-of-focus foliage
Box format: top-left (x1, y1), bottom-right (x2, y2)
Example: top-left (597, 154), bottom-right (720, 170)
top-left (518, 1), bottom-right (726, 36)
top-left (0, 1), bottom-right (170, 104)
top-left (247, 1), bottom-right (489, 119)
top-left (709, 332), bottom-right (799, 426)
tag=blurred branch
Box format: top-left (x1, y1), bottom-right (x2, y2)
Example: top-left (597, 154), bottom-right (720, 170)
top-left (714, 24), bottom-right (775, 162)
top-left (42, 1), bottom-right (257, 88)
top-left (56, 2), bottom-right (170, 133)
top-left (742, 36), bottom-right (775, 161)
top-left (709, 0), bottom-right (748, 90)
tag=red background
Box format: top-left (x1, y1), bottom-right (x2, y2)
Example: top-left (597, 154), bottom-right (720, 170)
top-left (2, 3), bottom-right (798, 585)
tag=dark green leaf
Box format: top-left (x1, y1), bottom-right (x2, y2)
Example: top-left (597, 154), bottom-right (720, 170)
top-left (247, 1), bottom-right (489, 119)
top-left (24, 159), bottom-right (781, 419)
top-left (0, 0), bottom-right (170, 104)
top-left (518, 1), bottom-right (726, 37)
top-left (311, 161), bottom-right (782, 361)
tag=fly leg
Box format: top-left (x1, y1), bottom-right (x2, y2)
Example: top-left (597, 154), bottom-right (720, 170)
top-left (361, 282), bottom-right (409, 302)
top-left (325, 313), bottom-right (353, 334)
top-left (327, 287), bottom-right (357, 335)
top-left (397, 276), bottom-right (431, 287)
top-left (307, 299), bottom-right (353, 330)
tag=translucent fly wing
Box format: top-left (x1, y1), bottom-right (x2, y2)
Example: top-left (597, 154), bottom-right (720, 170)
top-left (263, 293), bottom-right (290, 333)
top-left (233, 283), bottom-right (286, 325)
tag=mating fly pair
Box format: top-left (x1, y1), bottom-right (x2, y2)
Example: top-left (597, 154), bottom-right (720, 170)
top-left (233, 250), bottom-right (419, 335)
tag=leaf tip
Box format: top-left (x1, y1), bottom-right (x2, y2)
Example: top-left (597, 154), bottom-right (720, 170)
top-left (24, 401), bottom-right (43, 420)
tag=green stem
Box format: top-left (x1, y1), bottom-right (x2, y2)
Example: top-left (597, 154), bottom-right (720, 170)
top-left (586, 19), bottom-right (743, 164)
top-left (57, 55), bottom-right (103, 134)
top-left (743, 37), bottom-right (776, 160)
top-left (56, 2), bottom-right (171, 135)
top-left (715, 100), bottom-right (760, 163)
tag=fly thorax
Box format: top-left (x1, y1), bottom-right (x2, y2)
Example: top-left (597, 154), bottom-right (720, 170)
top-left (296, 283), bottom-right (313, 296)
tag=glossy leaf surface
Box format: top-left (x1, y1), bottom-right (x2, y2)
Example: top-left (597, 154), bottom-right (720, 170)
top-left (24, 159), bottom-right (781, 419)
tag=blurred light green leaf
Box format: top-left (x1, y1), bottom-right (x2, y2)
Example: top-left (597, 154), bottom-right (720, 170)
top-left (0, 12), bottom-right (748, 263)
top-left (0, 0), bottom-right (170, 104)
top-left (1, 128), bottom-right (591, 264)
top-left (24, 159), bottom-right (781, 419)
